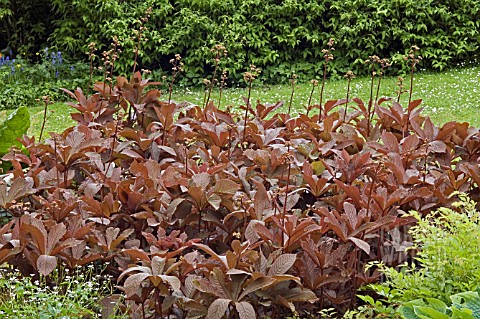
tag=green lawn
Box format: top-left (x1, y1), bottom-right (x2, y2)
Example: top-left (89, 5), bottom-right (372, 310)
top-left (1, 64), bottom-right (479, 140)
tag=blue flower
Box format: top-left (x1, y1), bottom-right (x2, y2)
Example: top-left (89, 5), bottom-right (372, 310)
top-left (55, 70), bottom-right (59, 77)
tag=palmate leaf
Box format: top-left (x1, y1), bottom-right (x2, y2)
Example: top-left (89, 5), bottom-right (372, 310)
top-left (0, 106), bottom-right (30, 156)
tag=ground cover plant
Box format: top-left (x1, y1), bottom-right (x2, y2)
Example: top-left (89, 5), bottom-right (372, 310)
top-left (0, 40), bottom-right (480, 318)
top-left (0, 264), bottom-right (127, 318)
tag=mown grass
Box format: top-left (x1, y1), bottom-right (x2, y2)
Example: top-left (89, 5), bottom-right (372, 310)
top-left (1, 64), bottom-right (479, 140)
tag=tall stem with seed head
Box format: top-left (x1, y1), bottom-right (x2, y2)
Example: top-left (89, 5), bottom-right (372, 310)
top-left (168, 54), bottom-right (183, 104)
top-left (218, 70), bottom-right (227, 109)
top-left (318, 38), bottom-right (335, 122)
top-left (242, 65), bottom-right (260, 148)
top-left (242, 76), bottom-right (253, 147)
top-left (287, 74), bottom-right (297, 115)
top-left (405, 46), bottom-right (422, 134)
top-left (131, 7), bottom-right (152, 75)
top-left (306, 79), bottom-right (318, 117)
top-left (343, 71), bottom-right (355, 122)
top-left (39, 96), bottom-right (51, 142)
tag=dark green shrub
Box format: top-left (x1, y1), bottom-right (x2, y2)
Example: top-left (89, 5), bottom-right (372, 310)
top-left (0, 0), bottom-right (55, 55)
top-left (51, 0), bottom-right (480, 83)
top-left (3, 0), bottom-right (480, 83)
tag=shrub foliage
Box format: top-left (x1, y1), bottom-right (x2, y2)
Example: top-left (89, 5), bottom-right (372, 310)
top-left (0, 69), bottom-right (479, 317)
top-left (2, 0), bottom-right (480, 81)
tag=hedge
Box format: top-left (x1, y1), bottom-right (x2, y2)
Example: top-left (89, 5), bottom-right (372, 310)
top-left (1, 0), bottom-right (480, 83)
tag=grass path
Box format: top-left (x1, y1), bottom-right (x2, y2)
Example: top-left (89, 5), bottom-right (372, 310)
top-left (1, 64), bottom-right (479, 140)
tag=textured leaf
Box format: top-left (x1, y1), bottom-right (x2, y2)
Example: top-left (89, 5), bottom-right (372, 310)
top-left (450, 307), bottom-right (475, 319)
top-left (311, 161), bottom-right (325, 175)
top-left (253, 180), bottom-right (270, 219)
top-left (267, 254), bottom-right (296, 276)
top-left (37, 255), bottom-right (57, 276)
top-left (208, 193), bottom-right (222, 210)
top-left (160, 274), bottom-right (182, 292)
top-left (192, 173), bottom-right (210, 189)
top-left (213, 179), bottom-right (239, 195)
top-left (239, 277), bottom-right (276, 300)
top-left (184, 275), bottom-right (199, 298)
top-left (348, 237), bottom-right (370, 255)
top-left (0, 240), bottom-right (21, 264)
top-left (0, 107), bottom-right (30, 156)
top-left (451, 291), bottom-right (480, 318)
top-left (235, 301), bottom-right (256, 319)
top-left (0, 177), bottom-right (35, 208)
top-left (343, 202), bottom-right (359, 230)
top-left (399, 300), bottom-right (426, 319)
top-left (193, 277), bottom-right (227, 298)
top-left (46, 223), bottom-right (67, 254)
top-left (414, 306), bottom-right (449, 318)
top-left (206, 298), bottom-right (230, 319)
top-left (282, 287), bottom-right (318, 302)
top-left (151, 255), bottom-right (166, 277)
top-left (123, 272), bottom-right (150, 298)
top-left (193, 243), bottom-right (228, 268)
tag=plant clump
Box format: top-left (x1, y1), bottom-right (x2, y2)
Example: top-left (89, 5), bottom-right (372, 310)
top-left (0, 44), bottom-right (479, 318)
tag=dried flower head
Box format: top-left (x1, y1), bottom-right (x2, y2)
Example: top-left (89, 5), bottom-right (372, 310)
top-left (344, 71), bottom-right (355, 79)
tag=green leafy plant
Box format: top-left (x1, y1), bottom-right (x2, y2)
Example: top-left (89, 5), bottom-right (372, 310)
top-left (4, 0), bottom-right (480, 83)
top-left (0, 106), bottom-right (29, 157)
top-left (399, 289), bottom-right (480, 319)
top-left (343, 294), bottom-right (401, 319)
top-left (0, 50), bottom-right (90, 110)
top-left (368, 193), bottom-right (480, 304)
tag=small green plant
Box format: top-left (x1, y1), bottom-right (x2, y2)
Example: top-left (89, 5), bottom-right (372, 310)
top-left (343, 295), bottom-right (401, 319)
top-left (0, 264), bottom-right (126, 319)
top-left (368, 193), bottom-right (480, 304)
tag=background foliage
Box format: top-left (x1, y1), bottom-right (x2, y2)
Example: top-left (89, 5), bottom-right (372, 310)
top-left (1, 0), bottom-right (480, 83)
